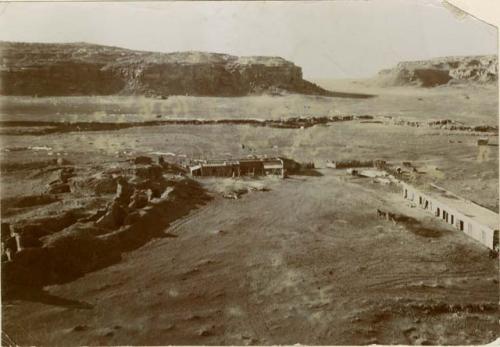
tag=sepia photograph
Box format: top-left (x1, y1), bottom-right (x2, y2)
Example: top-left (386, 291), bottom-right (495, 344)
top-left (0, 0), bottom-right (498, 345)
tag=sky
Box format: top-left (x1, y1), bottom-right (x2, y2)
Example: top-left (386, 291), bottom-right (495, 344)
top-left (0, 0), bottom-right (497, 79)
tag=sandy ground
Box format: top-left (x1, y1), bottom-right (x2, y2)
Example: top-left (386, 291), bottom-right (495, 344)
top-left (1, 84), bottom-right (498, 345)
top-left (0, 82), bottom-right (497, 125)
top-left (2, 170), bottom-right (498, 345)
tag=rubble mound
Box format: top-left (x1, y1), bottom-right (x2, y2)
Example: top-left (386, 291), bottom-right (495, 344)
top-left (377, 55), bottom-right (498, 87)
top-left (0, 41), bottom-right (336, 97)
top-left (1, 156), bottom-right (211, 293)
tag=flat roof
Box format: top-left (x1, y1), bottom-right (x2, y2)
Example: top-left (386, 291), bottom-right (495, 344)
top-left (190, 157), bottom-right (282, 167)
top-left (404, 182), bottom-right (499, 230)
top-left (264, 164), bottom-right (283, 169)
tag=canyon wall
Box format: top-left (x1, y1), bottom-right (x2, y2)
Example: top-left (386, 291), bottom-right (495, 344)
top-left (0, 42), bottom-right (332, 97)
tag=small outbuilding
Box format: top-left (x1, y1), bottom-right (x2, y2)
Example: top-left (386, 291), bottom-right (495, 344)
top-left (477, 138), bottom-right (489, 146)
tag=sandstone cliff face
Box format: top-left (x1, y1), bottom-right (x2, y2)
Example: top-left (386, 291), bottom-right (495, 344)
top-left (377, 55), bottom-right (498, 87)
top-left (0, 42), bottom-right (331, 97)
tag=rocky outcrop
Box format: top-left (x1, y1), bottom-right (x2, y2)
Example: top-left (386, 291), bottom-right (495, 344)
top-left (377, 55), bottom-right (498, 87)
top-left (0, 41), bottom-right (334, 97)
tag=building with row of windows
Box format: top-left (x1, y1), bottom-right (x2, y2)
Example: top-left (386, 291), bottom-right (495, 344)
top-left (402, 182), bottom-right (499, 250)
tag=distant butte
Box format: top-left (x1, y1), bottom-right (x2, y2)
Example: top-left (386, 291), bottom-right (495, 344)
top-left (376, 55), bottom-right (498, 87)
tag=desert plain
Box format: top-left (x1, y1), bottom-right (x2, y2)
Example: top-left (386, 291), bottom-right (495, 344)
top-left (0, 74), bottom-right (498, 345)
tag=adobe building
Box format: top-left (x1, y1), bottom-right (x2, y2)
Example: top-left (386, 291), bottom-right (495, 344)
top-left (189, 157), bottom-right (286, 178)
top-left (402, 182), bottom-right (499, 250)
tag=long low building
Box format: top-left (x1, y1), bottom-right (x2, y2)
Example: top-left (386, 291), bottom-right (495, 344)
top-left (189, 157), bottom-right (286, 178)
top-left (402, 182), bottom-right (499, 250)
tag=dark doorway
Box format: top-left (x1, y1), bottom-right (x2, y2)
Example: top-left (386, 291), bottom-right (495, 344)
top-left (459, 220), bottom-right (464, 231)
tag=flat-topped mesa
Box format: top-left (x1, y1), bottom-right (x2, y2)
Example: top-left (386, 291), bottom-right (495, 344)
top-left (0, 41), bottom-right (332, 97)
top-left (377, 55), bottom-right (498, 87)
